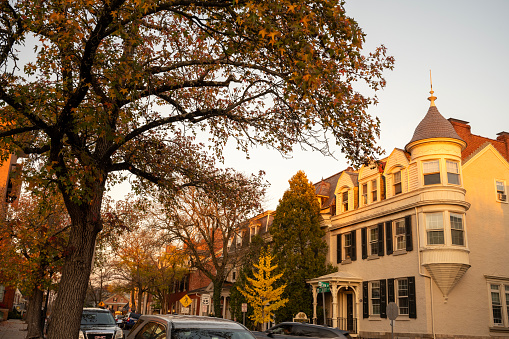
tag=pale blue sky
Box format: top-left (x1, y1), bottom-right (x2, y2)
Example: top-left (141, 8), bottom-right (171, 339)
top-left (218, 0), bottom-right (509, 210)
top-left (112, 1), bottom-right (509, 210)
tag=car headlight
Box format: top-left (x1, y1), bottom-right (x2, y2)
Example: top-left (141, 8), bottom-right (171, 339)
top-left (78, 330), bottom-right (85, 339)
top-left (115, 329), bottom-right (124, 339)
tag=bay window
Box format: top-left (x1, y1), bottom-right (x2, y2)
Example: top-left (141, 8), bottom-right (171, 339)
top-left (450, 213), bottom-right (465, 246)
top-left (426, 212), bottom-right (444, 245)
top-left (446, 160), bottom-right (460, 185)
top-left (423, 160), bottom-right (441, 185)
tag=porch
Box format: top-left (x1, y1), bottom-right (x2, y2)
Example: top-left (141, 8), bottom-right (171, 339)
top-left (307, 272), bottom-right (362, 335)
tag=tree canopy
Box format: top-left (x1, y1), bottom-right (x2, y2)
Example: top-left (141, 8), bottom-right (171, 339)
top-left (0, 1), bottom-right (392, 337)
top-left (270, 170), bottom-right (336, 321)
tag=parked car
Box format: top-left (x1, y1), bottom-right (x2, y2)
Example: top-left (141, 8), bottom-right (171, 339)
top-left (123, 312), bottom-right (142, 330)
top-left (115, 314), bottom-right (125, 328)
top-left (79, 307), bottom-right (124, 339)
top-left (252, 322), bottom-right (350, 339)
top-left (126, 314), bottom-right (256, 339)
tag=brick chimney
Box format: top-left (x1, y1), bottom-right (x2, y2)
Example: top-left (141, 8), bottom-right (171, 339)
top-left (496, 131), bottom-right (509, 159)
top-left (448, 118), bottom-right (471, 140)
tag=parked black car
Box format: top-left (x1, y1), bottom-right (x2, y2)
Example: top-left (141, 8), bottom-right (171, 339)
top-left (79, 307), bottom-right (124, 339)
top-left (122, 312), bottom-right (142, 330)
top-left (253, 322), bottom-right (351, 339)
top-left (126, 314), bottom-right (256, 339)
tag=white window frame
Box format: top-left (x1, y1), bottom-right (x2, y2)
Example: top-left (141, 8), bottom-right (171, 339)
top-left (393, 219), bottom-right (406, 251)
top-left (446, 160), bottom-right (460, 185)
top-left (423, 160), bottom-right (441, 185)
top-left (370, 281), bottom-right (381, 316)
top-left (362, 183), bottom-right (368, 205)
top-left (393, 171), bottom-right (402, 195)
top-left (369, 226), bottom-right (379, 256)
top-left (371, 179), bottom-right (378, 202)
top-left (425, 212), bottom-right (444, 245)
top-left (396, 278), bottom-right (409, 315)
top-left (450, 212), bottom-right (465, 246)
top-left (344, 232), bottom-right (353, 260)
top-left (496, 180), bottom-right (507, 202)
top-left (487, 278), bottom-right (509, 328)
top-left (342, 190), bottom-right (349, 212)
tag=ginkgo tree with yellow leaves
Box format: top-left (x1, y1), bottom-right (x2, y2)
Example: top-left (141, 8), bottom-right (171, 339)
top-left (240, 248), bottom-right (288, 330)
top-left (0, 0), bottom-right (393, 337)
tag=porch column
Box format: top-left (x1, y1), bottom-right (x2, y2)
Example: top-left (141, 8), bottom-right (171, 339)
top-left (312, 285), bottom-right (318, 324)
top-left (223, 296), bottom-right (227, 318)
top-left (331, 284), bottom-right (339, 328)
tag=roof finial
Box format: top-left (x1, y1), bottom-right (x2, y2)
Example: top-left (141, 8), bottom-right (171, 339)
top-left (428, 70), bottom-right (437, 107)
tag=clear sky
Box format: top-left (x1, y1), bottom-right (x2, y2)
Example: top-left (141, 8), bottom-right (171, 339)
top-left (112, 1), bottom-right (509, 210)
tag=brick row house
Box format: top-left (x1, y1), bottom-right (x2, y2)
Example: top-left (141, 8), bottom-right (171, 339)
top-left (306, 91), bottom-right (509, 338)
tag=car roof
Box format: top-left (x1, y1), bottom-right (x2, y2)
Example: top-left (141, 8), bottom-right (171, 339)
top-left (139, 314), bottom-right (247, 330)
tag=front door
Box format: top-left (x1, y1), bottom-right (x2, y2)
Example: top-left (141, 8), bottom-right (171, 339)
top-left (346, 294), bottom-right (354, 332)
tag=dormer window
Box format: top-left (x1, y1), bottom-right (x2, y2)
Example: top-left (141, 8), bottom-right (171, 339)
top-left (423, 160), bottom-right (441, 185)
top-left (362, 183), bottom-right (368, 205)
top-left (342, 191), bottom-right (349, 212)
top-left (393, 171), bottom-right (402, 195)
top-left (446, 160), bottom-right (460, 185)
top-left (371, 179), bottom-right (378, 202)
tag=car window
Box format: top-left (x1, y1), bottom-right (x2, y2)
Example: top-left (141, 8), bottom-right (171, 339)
top-left (297, 326), bottom-right (336, 338)
top-left (313, 328), bottom-right (337, 338)
top-left (270, 324), bottom-right (293, 335)
top-left (153, 324), bottom-right (167, 339)
top-left (291, 325), bottom-right (306, 336)
top-left (135, 322), bottom-right (159, 339)
top-left (81, 311), bottom-right (116, 326)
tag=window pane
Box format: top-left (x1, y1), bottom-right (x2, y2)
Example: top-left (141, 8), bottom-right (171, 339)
top-left (423, 160), bottom-right (440, 174)
top-left (447, 172), bottom-right (460, 185)
top-left (426, 213), bottom-right (443, 229)
top-left (493, 306), bottom-right (502, 324)
top-left (424, 173), bottom-right (441, 185)
top-left (372, 179), bottom-right (378, 202)
top-left (394, 171), bottom-right (401, 183)
top-left (446, 160), bottom-right (458, 174)
top-left (427, 231), bottom-right (444, 245)
top-left (451, 230), bottom-right (464, 245)
top-left (496, 181), bottom-right (505, 193)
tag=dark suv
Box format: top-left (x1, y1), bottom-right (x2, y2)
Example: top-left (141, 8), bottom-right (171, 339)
top-left (254, 322), bottom-right (350, 339)
top-left (79, 308), bottom-right (124, 339)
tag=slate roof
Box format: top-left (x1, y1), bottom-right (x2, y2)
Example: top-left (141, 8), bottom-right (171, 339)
top-left (406, 106), bottom-right (463, 149)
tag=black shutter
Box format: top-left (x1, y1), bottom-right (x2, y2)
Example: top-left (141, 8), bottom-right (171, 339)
top-left (351, 230), bottom-right (357, 261)
top-left (380, 279), bottom-right (387, 318)
top-left (361, 228), bottom-right (367, 259)
top-left (337, 234), bottom-right (342, 264)
top-left (362, 281), bottom-right (369, 318)
top-left (387, 279), bottom-right (395, 303)
top-left (408, 276), bottom-right (416, 318)
top-left (385, 221), bottom-right (393, 255)
top-left (378, 223), bottom-right (384, 256)
top-left (405, 215), bottom-right (413, 252)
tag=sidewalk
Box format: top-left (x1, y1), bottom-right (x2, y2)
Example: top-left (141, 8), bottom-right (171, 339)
top-left (0, 319), bottom-right (28, 339)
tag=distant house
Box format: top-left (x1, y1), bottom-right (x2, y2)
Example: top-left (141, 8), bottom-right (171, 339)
top-left (306, 91), bottom-right (509, 338)
top-left (103, 293), bottom-right (129, 313)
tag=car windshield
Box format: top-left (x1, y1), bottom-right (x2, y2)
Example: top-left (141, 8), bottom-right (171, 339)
top-left (172, 328), bottom-right (255, 339)
top-left (81, 311), bottom-right (116, 325)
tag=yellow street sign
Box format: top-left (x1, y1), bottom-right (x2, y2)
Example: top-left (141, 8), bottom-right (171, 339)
top-left (98, 301), bottom-right (105, 307)
top-left (180, 295), bottom-right (192, 308)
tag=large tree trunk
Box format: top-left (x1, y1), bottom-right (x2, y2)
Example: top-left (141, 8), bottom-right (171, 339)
top-left (25, 286), bottom-right (44, 339)
top-left (212, 279), bottom-right (224, 318)
top-left (47, 210), bottom-right (101, 339)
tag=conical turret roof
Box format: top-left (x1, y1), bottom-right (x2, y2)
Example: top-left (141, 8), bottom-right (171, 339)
top-left (408, 105), bottom-right (463, 144)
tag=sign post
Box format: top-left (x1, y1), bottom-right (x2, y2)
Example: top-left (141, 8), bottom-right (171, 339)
top-left (387, 302), bottom-right (399, 339)
top-left (180, 294), bottom-right (192, 314)
top-left (317, 282), bottom-right (330, 325)
top-left (241, 303), bottom-right (247, 326)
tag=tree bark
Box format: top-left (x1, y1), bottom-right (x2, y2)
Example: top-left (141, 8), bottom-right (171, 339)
top-left (213, 279), bottom-right (225, 318)
top-left (47, 211), bottom-right (100, 339)
top-left (25, 286), bottom-right (44, 339)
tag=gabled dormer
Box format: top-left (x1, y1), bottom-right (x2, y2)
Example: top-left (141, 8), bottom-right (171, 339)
top-left (383, 149), bottom-right (410, 198)
top-left (357, 160), bottom-right (386, 207)
top-left (334, 168), bottom-right (359, 215)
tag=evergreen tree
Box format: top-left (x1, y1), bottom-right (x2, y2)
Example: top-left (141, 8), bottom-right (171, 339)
top-left (240, 248), bottom-right (288, 330)
top-left (271, 171), bottom-right (337, 322)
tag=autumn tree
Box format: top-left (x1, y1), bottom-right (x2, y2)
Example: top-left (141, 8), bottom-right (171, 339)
top-left (157, 172), bottom-right (265, 317)
top-left (0, 1), bottom-right (393, 337)
top-left (270, 171), bottom-right (336, 322)
top-left (0, 191), bottom-right (69, 339)
top-left (240, 248), bottom-right (288, 331)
